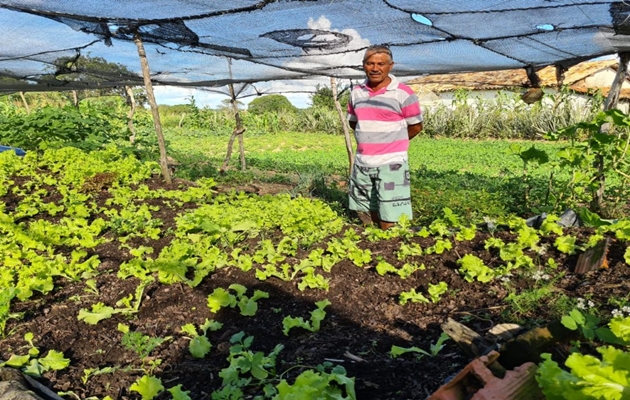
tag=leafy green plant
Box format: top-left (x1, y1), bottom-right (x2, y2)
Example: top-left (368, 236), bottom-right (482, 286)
top-left (504, 284), bottom-right (566, 323)
top-left (537, 315), bottom-right (630, 400)
top-left (208, 331), bottom-right (356, 399)
top-left (78, 280), bottom-right (150, 324)
top-left (326, 237), bottom-right (372, 268)
top-left (543, 109), bottom-right (630, 216)
top-left (118, 323), bottom-right (172, 360)
top-left (82, 366), bottom-right (118, 385)
top-left (283, 299), bottom-right (331, 336)
top-left (130, 374), bottom-right (165, 400)
top-left (425, 239), bottom-right (453, 255)
top-left (375, 259), bottom-right (398, 276)
top-left (180, 319), bottom-right (223, 359)
top-left (375, 258), bottom-right (422, 279)
top-left (561, 309), bottom-right (618, 344)
top-left (0, 332), bottom-right (71, 377)
top-left (213, 331), bottom-right (284, 399)
top-left (207, 284), bottom-right (269, 316)
top-left (428, 282), bottom-right (449, 303)
top-left (0, 287), bottom-right (20, 337)
top-left (457, 254), bottom-right (495, 283)
top-left (455, 225), bottom-right (477, 241)
top-left (390, 332), bottom-right (450, 359)
top-left (396, 242), bottom-right (423, 260)
top-left (554, 234), bottom-right (579, 254)
top-left (275, 364), bottom-right (356, 400)
top-left (399, 282), bottom-right (448, 305)
top-left (399, 289), bottom-right (430, 305)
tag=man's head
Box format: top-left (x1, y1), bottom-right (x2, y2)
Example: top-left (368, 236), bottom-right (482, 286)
top-left (362, 45), bottom-right (394, 89)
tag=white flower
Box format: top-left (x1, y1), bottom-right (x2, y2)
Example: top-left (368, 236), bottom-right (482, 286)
top-left (612, 309), bottom-right (623, 318)
top-left (576, 298), bottom-right (586, 310)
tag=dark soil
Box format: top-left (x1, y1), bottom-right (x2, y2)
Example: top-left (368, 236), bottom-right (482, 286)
top-left (2, 179), bottom-right (630, 400)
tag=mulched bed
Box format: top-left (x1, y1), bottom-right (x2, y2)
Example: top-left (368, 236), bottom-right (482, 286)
top-left (1, 179), bottom-right (629, 400)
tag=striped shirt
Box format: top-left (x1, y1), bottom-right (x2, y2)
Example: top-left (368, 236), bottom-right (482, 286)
top-left (347, 75), bottom-right (422, 167)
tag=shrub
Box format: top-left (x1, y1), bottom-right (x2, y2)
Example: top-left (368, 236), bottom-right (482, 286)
top-left (248, 94), bottom-right (297, 115)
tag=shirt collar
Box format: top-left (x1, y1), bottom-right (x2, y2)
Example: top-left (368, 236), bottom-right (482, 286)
top-left (360, 74), bottom-right (399, 92)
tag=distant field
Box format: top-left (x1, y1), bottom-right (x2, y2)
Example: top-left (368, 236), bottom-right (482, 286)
top-left (166, 131), bottom-right (567, 224)
top-left (167, 131), bottom-right (562, 176)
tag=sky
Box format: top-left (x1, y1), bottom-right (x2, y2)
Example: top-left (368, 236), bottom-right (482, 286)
top-left (152, 15), bottom-right (367, 110)
top-left (153, 77), bottom-right (335, 109)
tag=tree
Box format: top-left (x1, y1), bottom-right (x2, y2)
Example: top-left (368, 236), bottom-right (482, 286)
top-left (247, 94), bottom-right (296, 115)
top-left (310, 83), bottom-right (350, 110)
top-left (218, 98), bottom-right (244, 111)
top-left (50, 54), bottom-right (147, 106)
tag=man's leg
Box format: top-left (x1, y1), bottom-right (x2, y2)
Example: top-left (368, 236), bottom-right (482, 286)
top-left (375, 162), bottom-right (412, 229)
top-left (370, 210), bottom-right (395, 230)
top-left (348, 165), bottom-right (377, 225)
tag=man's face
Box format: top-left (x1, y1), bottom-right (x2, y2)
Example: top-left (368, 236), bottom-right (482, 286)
top-left (363, 51), bottom-right (394, 88)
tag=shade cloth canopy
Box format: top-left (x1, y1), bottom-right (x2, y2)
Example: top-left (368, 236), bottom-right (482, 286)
top-left (0, 0), bottom-right (628, 93)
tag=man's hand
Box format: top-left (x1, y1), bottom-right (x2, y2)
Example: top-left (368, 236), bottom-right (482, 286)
top-left (408, 122), bottom-right (423, 140)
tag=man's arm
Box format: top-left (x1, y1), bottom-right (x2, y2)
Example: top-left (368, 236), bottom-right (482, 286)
top-left (408, 122), bottom-right (423, 140)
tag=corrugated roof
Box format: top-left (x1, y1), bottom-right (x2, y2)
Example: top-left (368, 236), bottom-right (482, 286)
top-left (407, 59), bottom-right (630, 99)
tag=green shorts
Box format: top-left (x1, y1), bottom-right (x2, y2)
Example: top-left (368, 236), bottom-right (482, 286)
top-left (348, 162), bottom-right (412, 223)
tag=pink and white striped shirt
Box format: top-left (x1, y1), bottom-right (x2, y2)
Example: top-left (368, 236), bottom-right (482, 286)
top-left (347, 75), bottom-right (422, 167)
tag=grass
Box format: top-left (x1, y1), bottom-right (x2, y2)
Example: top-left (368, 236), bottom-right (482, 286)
top-left (165, 130), bottom-right (569, 225)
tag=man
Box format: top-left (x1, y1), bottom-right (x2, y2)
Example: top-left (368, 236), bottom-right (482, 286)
top-left (347, 44), bottom-right (423, 230)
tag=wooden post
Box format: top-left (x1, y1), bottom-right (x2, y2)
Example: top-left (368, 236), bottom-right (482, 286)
top-left (72, 90), bottom-right (79, 108)
top-left (220, 82), bottom-right (246, 172)
top-left (331, 77), bottom-right (354, 175)
top-left (133, 31), bottom-right (172, 184)
top-left (604, 52), bottom-right (630, 111)
top-left (220, 58), bottom-right (247, 172)
top-left (592, 52), bottom-right (630, 210)
top-left (125, 86), bottom-right (137, 144)
top-left (18, 91), bottom-right (30, 114)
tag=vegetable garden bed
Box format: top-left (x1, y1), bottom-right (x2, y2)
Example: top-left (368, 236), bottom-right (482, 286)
top-left (1, 148), bottom-right (629, 399)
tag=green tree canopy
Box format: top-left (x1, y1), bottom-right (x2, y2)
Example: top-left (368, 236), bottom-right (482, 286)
top-left (309, 83), bottom-right (350, 110)
top-left (49, 55), bottom-right (147, 105)
top-left (247, 94), bottom-right (296, 115)
top-left (218, 98), bottom-right (245, 111)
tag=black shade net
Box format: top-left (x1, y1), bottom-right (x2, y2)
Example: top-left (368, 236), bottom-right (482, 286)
top-left (0, 0), bottom-right (628, 94)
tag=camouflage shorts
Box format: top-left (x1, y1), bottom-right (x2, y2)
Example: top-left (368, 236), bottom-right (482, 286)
top-left (348, 161), bottom-right (412, 223)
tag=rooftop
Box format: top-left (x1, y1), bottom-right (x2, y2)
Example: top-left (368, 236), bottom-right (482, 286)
top-left (407, 59), bottom-right (630, 99)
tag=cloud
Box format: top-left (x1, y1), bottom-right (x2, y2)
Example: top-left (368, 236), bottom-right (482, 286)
top-left (283, 16), bottom-right (371, 75)
top-left (153, 85), bottom-right (228, 108)
top-left (154, 16), bottom-right (369, 109)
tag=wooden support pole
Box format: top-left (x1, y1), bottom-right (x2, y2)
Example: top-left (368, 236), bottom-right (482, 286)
top-left (604, 52), bottom-right (630, 112)
top-left (593, 52), bottom-right (630, 210)
top-left (221, 58), bottom-right (247, 173)
top-left (18, 91), bottom-right (30, 114)
top-left (331, 77), bottom-right (354, 175)
top-left (133, 31), bottom-right (172, 184)
top-left (125, 86), bottom-right (137, 144)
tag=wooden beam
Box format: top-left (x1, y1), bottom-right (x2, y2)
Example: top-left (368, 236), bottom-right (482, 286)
top-left (133, 31), bottom-right (172, 184)
top-left (331, 77), bottom-right (354, 175)
top-left (604, 52), bottom-right (630, 111)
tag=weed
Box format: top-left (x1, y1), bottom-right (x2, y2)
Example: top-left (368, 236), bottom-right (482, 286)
top-left (118, 324), bottom-right (171, 360)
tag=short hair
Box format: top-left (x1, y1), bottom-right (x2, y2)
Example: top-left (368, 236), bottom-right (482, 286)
top-left (363, 45), bottom-right (393, 62)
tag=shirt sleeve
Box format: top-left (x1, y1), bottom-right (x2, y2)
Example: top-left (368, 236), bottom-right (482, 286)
top-left (347, 97), bottom-right (357, 122)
